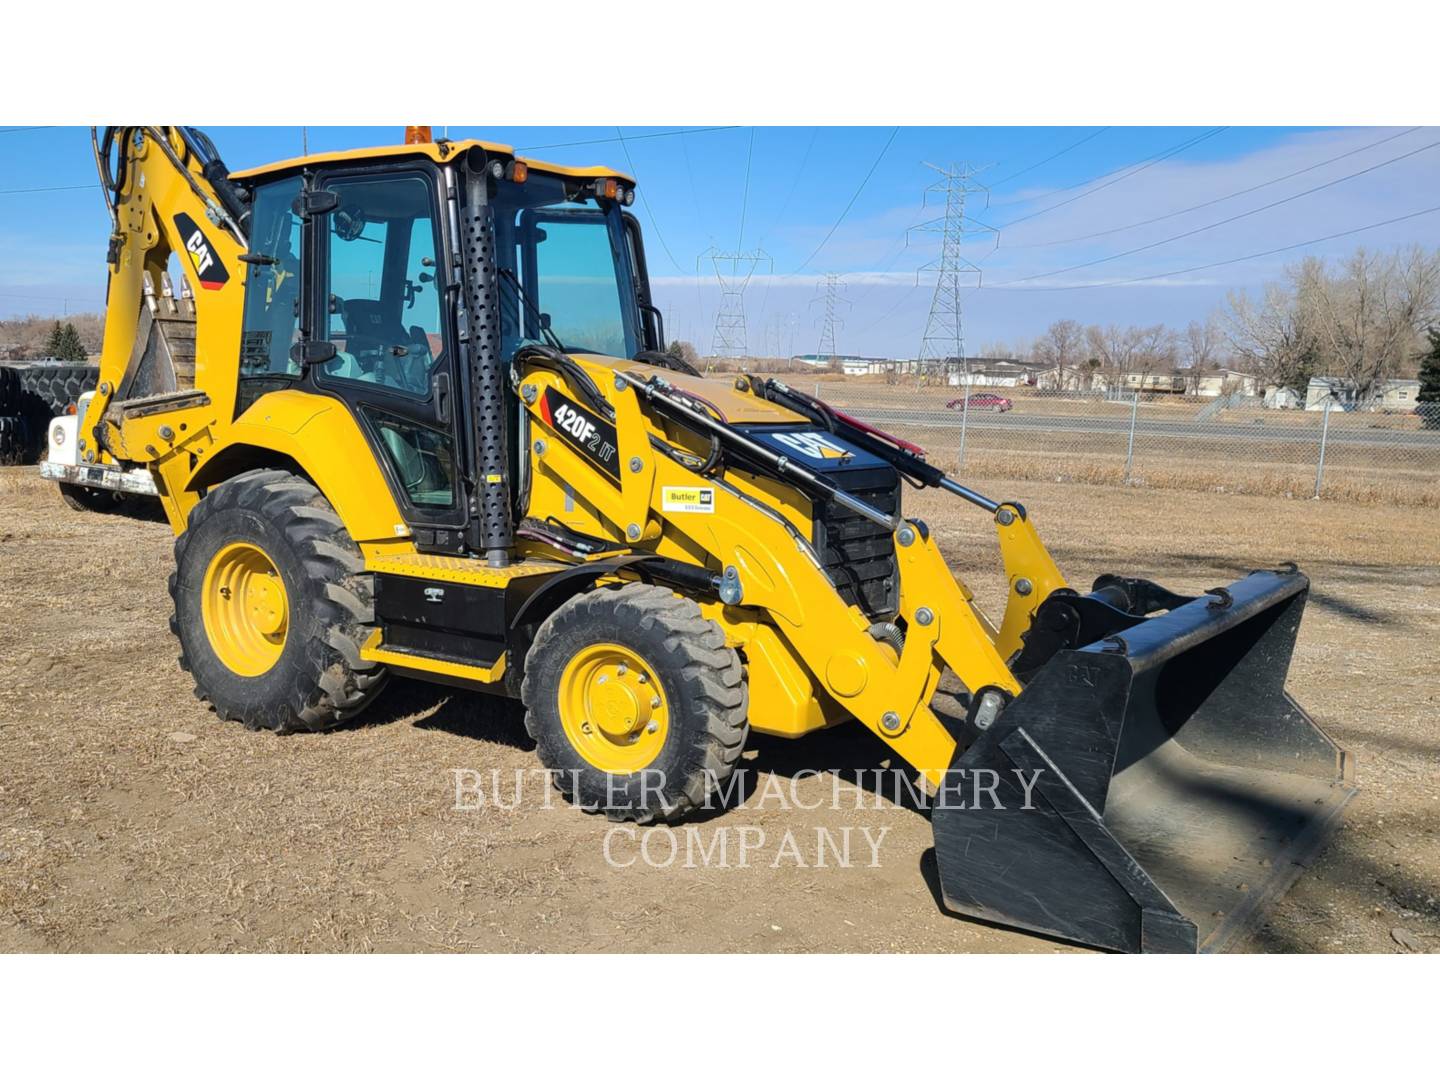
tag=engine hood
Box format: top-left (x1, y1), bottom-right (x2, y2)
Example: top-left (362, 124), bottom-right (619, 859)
top-left (740, 424), bottom-right (893, 474)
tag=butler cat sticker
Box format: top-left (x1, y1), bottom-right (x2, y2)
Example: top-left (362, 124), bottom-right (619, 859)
top-left (662, 486), bottom-right (715, 514)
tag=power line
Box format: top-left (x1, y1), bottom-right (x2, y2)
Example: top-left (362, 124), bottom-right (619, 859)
top-left (761, 126), bottom-right (819, 246)
top-left (790, 127), bottom-right (899, 274)
top-left (0, 183), bottom-right (97, 196)
top-left (990, 135), bottom-right (1440, 286)
top-left (737, 127), bottom-right (756, 251)
top-left (1011, 126), bottom-right (1422, 249)
top-left (981, 203), bottom-right (1440, 292)
top-left (987, 127), bottom-right (1110, 188)
top-left (517, 126), bottom-right (739, 152)
top-left (0, 126), bottom-right (53, 135)
top-left (992, 127), bottom-right (1229, 228)
top-left (614, 126), bottom-right (686, 274)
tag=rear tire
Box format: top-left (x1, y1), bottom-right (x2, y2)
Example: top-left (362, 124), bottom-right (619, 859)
top-left (522, 582), bottom-right (748, 823)
top-left (59, 482), bottom-right (123, 513)
top-left (170, 468), bottom-right (388, 732)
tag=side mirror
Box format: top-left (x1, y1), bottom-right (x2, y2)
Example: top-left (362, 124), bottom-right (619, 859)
top-left (290, 340), bottom-right (337, 366)
top-left (292, 189), bottom-right (340, 219)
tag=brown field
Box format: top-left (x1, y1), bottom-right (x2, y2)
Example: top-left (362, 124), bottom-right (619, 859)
top-left (1, 465), bottom-right (1437, 953)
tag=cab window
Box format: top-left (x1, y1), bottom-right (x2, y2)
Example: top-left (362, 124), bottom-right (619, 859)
top-left (319, 173), bottom-right (444, 399)
top-left (238, 176), bottom-right (304, 378)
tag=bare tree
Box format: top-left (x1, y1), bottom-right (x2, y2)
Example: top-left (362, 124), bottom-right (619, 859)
top-left (1134, 323), bottom-right (1177, 371)
top-left (1032, 319), bottom-right (1086, 389)
top-left (1181, 317), bottom-right (1224, 394)
top-left (1086, 323), bottom-right (1144, 389)
top-left (1224, 283), bottom-right (1317, 395)
top-left (1297, 246), bottom-right (1440, 400)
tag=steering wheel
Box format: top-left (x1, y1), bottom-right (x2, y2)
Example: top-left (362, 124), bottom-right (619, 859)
top-left (334, 204), bottom-right (367, 242)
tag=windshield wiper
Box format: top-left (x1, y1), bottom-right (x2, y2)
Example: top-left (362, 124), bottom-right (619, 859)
top-left (497, 267), bottom-right (565, 353)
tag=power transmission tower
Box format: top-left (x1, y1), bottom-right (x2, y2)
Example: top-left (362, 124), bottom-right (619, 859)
top-left (909, 162), bottom-right (997, 386)
top-left (811, 273), bottom-right (851, 364)
top-left (700, 247), bottom-right (771, 357)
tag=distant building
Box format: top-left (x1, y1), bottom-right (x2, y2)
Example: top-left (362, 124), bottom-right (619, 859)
top-left (1264, 385), bottom-right (1304, 410)
top-left (1304, 376), bottom-right (1422, 411)
top-left (788, 354), bottom-right (891, 376)
top-left (945, 358), bottom-right (1046, 387)
top-left (1192, 369), bottom-right (1261, 398)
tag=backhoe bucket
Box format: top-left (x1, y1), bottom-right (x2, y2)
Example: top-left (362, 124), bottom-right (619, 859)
top-left (931, 569), bottom-right (1355, 953)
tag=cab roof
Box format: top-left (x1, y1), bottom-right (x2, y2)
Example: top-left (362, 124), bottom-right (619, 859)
top-left (229, 138), bottom-right (634, 184)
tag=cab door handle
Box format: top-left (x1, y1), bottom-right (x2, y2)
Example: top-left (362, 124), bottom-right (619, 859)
top-left (433, 370), bottom-right (451, 422)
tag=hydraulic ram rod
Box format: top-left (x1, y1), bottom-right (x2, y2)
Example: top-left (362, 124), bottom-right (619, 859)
top-left (760, 378), bottom-right (1001, 514)
top-left (616, 370), bottom-right (902, 531)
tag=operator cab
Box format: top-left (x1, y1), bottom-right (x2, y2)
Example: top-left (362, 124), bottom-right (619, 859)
top-left (229, 139), bottom-right (660, 554)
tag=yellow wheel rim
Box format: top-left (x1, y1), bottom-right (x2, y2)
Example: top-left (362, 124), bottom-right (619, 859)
top-left (558, 643), bottom-right (670, 773)
top-left (201, 541), bottom-right (290, 677)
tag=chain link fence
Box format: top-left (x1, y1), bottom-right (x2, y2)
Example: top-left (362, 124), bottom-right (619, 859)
top-left (794, 378), bottom-right (1440, 508)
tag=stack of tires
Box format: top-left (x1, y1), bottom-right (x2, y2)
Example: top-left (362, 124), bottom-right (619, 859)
top-left (0, 359), bottom-right (101, 463)
top-left (0, 366), bottom-right (28, 464)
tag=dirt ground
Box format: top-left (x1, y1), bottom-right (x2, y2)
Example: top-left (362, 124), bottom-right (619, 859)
top-left (1, 465), bottom-right (1437, 953)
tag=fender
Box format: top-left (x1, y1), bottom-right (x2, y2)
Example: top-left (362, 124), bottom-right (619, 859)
top-left (199, 388), bottom-right (409, 543)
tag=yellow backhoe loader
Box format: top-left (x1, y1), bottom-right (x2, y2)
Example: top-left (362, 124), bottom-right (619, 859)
top-left (44, 126), bottom-right (1355, 952)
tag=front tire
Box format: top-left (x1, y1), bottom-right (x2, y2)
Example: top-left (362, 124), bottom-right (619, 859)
top-left (170, 468), bottom-right (388, 732)
top-left (522, 582), bottom-right (748, 823)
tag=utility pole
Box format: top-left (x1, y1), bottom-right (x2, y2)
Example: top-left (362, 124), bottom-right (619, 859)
top-left (910, 162), bottom-right (996, 388)
top-left (701, 247), bottom-right (771, 358)
top-left (811, 273), bottom-right (850, 365)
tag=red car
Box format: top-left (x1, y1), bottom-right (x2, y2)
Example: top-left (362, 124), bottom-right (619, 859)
top-left (946, 392), bottom-right (1013, 412)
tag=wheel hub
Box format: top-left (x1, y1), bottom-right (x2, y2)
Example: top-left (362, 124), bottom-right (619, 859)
top-left (559, 644), bottom-right (669, 772)
top-left (202, 541), bottom-right (290, 677)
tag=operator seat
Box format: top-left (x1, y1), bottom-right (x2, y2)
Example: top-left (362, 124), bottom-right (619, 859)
top-left (337, 299), bottom-right (433, 394)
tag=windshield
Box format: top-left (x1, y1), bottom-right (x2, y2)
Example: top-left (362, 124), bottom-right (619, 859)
top-left (490, 174), bottom-right (640, 361)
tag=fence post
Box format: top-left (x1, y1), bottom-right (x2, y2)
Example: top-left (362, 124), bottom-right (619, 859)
top-left (1314, 397), bottom-right (1333, 498)
top-left (958, 387), bottom-right (971, 469)
top-left (1124, 392), bottom-right (1139, 481)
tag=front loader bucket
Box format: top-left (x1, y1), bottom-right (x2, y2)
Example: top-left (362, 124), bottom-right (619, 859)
top-left (931, 569), bottom-right (1355, 953)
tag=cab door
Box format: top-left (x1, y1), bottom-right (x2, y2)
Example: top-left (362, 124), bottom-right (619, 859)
top-left (305, 166), bottom-right (469, 547)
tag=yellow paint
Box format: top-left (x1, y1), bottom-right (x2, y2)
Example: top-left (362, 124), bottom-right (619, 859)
top-left (202, 541), bottom-right (289, 676)
top-left (360, 635), bottom-right (509, 685)
top-left (230, 139), bottom-right (633, 185)
top-left (991, 505), bottom-right (1069, 661)
top-left (558, 643), bottom-right (669, 773)
top-left (367, 550), bottom-right (563, 585)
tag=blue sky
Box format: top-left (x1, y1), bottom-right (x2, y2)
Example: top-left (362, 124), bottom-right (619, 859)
top-left (3, 125), bottom-right (1438, 356)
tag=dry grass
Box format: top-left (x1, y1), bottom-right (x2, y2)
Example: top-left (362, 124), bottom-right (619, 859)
top-left (1, 465), bottom-right (1438, 953)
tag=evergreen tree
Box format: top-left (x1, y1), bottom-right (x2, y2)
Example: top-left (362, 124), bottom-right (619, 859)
top-left (1418, 327), bottom-right (1440, 429)
top-left (43, 320), bottom-right (65, 357)
top-left (56, 322), bottom-right (87, 363)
